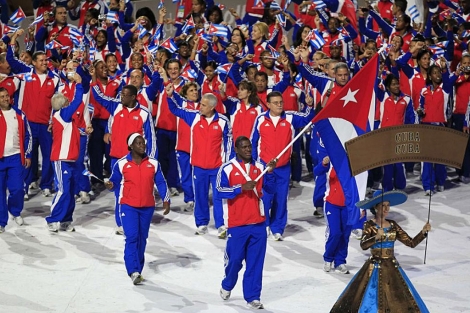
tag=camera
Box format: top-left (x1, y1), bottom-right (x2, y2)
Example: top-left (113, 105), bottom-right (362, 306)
top-left (361, 8), bottom-right (369, 12)
top-left (67, 71), bottom-right (76, 79)
top-left (462, 66), bottom-right (470, 72)
top-left (98, 14), bottom-right (106, 21)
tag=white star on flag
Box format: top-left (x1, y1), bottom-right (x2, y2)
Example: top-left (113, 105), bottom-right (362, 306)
top-left (340, 88), bottom-right (359, 107)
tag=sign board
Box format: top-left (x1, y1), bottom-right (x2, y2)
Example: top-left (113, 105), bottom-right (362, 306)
top-left (345, 124), bottom-right (469, 176)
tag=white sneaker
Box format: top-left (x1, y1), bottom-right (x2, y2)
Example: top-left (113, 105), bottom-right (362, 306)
top-left (115, 226), bottom-right (124, 235)
top-left (184, 201), bottom-right (194, 212)
top-left (437, 185), bottom-right (445, 192)
top-left (351, 229), bottom-right (362, 240)
top-left (313, 207), bottom-right (324, 218)
top-left (217, 226), bottom-right (227, 239)
top-left (220, 287), bottom-right (231, 300)
top-left (88, 190), bottom-right (96, 200)
top-left (24, 193), bottom-right (29, 201)
top-left (48, 222), bottom-right (59, 232)
top-left (29, 182), bottom-right (38, 190)
top-left (323, 261), bottom-right (333, 272)
top-left (195, 225), bottom-right (208, 235)
top-left (0, 226), bottom-right (5, 233)
top-left (169, 187), bottom-right (179, 196)
top-left (246, 300), bottom-right (264, 309)
top-left (42, 189), bottom-right (52, 197)
top-left (424, 190), bottom-right (434, 196)
top-left (13, 216), bottom-right (24, 226)
top-left (273, 233), bottom-right (283, 241)
top-left (130, 272), bottom-right (143, 285)
top-left (59, 222), bottom-right (75, 232)
top-left (75, 195), bottom-right (82, 203)
top-left (291, 181), bottom-right (301, 188)
top-left (336, 264), bottom-right (350, 274)
top-left (80, 191), bottom-right (91, 204)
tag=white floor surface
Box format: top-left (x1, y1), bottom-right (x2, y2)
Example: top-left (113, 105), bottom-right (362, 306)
top-left (1, 170), bottom-right (469, 313)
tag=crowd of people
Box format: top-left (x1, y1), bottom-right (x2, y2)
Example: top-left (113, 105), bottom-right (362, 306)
top-left (0, 0), bottom-right (469, 309)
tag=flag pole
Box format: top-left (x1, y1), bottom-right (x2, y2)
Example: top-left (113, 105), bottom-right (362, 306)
top-left (424, 163), bottom-right (433, 264)
top-left (255, 120), bottom-right (313, 182)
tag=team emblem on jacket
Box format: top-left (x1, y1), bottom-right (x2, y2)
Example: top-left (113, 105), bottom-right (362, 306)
top-left (280, 122), bottom-right (286, 126)
top-left (133, 116), bottom-right (138, 120)
top-left (213, 125), bottom-right (219, 129)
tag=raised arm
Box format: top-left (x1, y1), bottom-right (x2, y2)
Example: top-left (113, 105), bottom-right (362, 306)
top-left (91, 85), bottom-right (120, 113)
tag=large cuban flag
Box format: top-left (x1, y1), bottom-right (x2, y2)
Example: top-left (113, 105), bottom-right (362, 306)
top-left (312, 54), bottom-right (379, 225)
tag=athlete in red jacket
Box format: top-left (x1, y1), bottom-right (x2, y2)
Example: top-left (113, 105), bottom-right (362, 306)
top-left (216, 136), bottom-right (276, 310)
top-left (106, 133), bottom-right (170, 285)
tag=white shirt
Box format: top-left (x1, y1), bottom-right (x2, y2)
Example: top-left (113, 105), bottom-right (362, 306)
top-left (37, 73), bottom-right (47, 86)
top-left (2, 109), bottom-right (21, 157)
top-left (270, 114), bottom-right (280, 127)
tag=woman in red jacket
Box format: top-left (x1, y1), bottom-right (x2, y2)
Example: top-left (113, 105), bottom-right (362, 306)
top-left (106, 133), bottom-right (170, 285)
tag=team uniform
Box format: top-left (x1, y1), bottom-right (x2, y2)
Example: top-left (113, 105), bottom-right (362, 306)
top-left (109, 153), bottom-right (170, 276)
top-left (377, 88), bottom-right (418, 191)
top-left (216, 157), bottom-right (275, 304)
top-left (6, 45), bottom-right (60, 193)
top-left (46, 84), bottom-right (84, 226)
top-left (251, 107), bottom-right (315, 237)
top-left (167, 93), bottom-right (232, 232)
top-left (91, 85), bottom-right (157, 227)
top-left (0, 106), bottom-right (32, 229)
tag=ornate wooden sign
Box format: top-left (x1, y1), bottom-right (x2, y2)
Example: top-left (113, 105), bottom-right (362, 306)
top-left (345, 125), bottom-right (469, 176)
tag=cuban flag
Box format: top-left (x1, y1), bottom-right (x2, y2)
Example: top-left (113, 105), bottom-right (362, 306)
top-left (283, 0), bottom-right (292, 11)
top-left (216, 63), bottom-right (233, 75)
top-left (138, 24), bottom-right (149, 39)
top-left (217, 3), bottom-right (226, 10)
top-left (9, 7), bottom-right (26, 25)
top-left (158, 0), bottom-right (164, 9)
top-left (428, 41), bottom-right (448, 59)
top-left (181, 15), bottom-right (196, 34)
top-left (16, 72), bottom-right (33, 82)
top-left (89, 40), bottom-right (96, 62)
top-left (106, 12), bottom-right (119, 24)
top-left (160, 38), bottom-right (178, 53)
top-left (313, 0), bottom-right (326, 10)
top-left (45, 40), bottom-right (63, 50)
top-left (378, 43), bottom-right (392, 60)
top-left (208, 24), bottom-right (229, 37)
top-left (267, 45), bottom-right (280, 58)
top-left (181, 68), bottom-right (198, 80)
top-left (312, 54), bottom-right (380, 225)
top-left (70, 27), bottom-right (84, 46)
top-left (30, 14), bottom-right (44, 27)
top-left (3, 25), bottom-right (19, 34)
top-left (440, 9), bottom-right (451, 20)
top-left (306, 29), bottom-right (326, 50)
top-left (408, 4), bottom-right (420, 21)
top-left (82, 169), bottom-right (102, 181)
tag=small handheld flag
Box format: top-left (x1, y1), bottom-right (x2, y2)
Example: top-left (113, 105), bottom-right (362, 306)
top-left (82, 169), bottom-right (104, 182)
top-left (30, 14), bottom-right (44, 27)
top-left (9, 7), bottom-right (26, 25)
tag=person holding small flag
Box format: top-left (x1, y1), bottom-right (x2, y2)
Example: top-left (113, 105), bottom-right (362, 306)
top-left (166, 80), bottom-right (232, 238)
top-left (46, 72), bottom-right (84, 232)
top-left (91, 84), bottom-right (157, 235)
top-left (6, 29), bottom-right (61, 198)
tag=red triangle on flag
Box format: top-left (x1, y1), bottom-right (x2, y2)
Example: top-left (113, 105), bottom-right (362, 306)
top-left (312, 54), bottom-right (379, 132)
